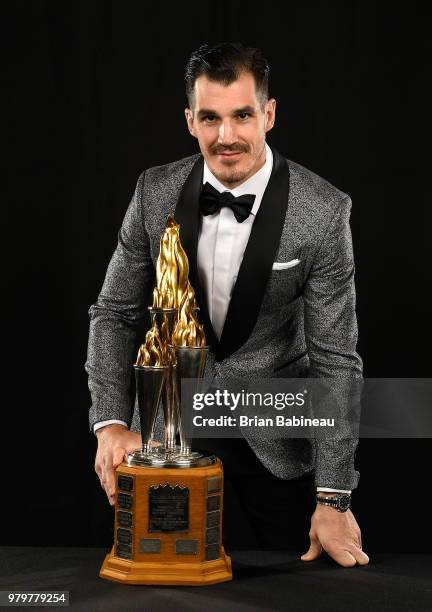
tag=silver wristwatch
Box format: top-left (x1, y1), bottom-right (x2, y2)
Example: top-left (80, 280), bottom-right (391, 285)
top-left (316, 493), bottom-right (351, 512)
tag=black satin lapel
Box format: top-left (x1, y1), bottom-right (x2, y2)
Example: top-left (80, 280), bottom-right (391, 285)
top-left (174, 155), bottom-right (219, 350)
top-left (217, 147), bottom-right (290, 360)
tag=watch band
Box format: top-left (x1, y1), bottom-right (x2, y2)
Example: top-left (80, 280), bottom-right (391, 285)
top-left (316, 493), bottom-right (351, 513)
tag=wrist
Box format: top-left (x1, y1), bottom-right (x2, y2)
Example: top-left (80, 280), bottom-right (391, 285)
top-left (316, 492), bottom-right (351, 513)
top-left (95, 423), bottom-right (128, 438)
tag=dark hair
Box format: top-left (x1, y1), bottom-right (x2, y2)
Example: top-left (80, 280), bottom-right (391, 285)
top-left (185, 42), bottom-right (270, 109)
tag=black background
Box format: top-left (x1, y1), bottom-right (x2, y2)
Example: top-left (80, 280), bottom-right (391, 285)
top-left (4, 1), bottom-right (431, 551)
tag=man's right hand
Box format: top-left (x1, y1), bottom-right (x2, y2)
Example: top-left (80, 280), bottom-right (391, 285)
top-left (94, 424), bottom-right (142, 506)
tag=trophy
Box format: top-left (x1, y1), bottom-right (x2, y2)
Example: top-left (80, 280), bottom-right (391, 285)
top-left (99, 217), bottom-right (232, 585)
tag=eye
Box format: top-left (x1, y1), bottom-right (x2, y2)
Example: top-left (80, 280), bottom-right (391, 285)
top-left (203, 115), bottom-right (217, 123)
top-left (237, 112), bottom-right (251, 120)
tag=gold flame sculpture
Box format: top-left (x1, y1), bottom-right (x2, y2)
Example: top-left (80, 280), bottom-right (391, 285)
top-left (152, 216), bottom-right (191, 309)
top-left (135, 216), bottom-right (206, 365)
top-left (135, 320), bottom-right (165, 367)
top-left (172, 283), bottom-right (206, 347)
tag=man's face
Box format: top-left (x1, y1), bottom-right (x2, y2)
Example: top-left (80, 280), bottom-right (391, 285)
top-left (185, 72), bottom-right (276, 188)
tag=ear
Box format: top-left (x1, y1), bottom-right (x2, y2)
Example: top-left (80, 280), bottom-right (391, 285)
top-left (185, 108), bottom-right (197, 138)
top-left (264, 98), bottom-right (276, 133)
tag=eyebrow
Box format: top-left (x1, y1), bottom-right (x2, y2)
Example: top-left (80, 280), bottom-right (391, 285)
top-left (196, 105), bottom-right (256, 119)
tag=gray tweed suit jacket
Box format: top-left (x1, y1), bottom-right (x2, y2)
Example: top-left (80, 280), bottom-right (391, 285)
top-left (85, 145), bottom-right (363, 490)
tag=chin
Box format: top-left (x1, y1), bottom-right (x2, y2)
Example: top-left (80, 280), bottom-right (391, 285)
top-left (213, 162), bottom-right (252, 186)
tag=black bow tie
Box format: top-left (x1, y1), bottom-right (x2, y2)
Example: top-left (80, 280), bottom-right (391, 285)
top-left (199, 182), bottom-right (256, 223)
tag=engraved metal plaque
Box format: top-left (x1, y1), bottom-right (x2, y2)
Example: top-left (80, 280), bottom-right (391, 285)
top-left (175, 539), bottom-right (198, 555)
top-left (116, 543), bottom-right (132, 560)
top-left (118, 475), bottom-right (133, 492)
top-left (206, 511), bottom-right (220, 528)
top-left (206, 495), bottom-right (221, 512)
top-left (149, 484), bottom-right (189, 533)
top-left (205, 543), bottom-right (220, 561)
top-left (139, 538), bottom-right (161, 553)
top-left (117, 510), bottom-right (132, 528)
top-left (118, 493), bottom-right (133, 510)
top-left (206, 527), bottom-right (220, 545)
top-left (207, 476), bottom-right (222, 493)
top-left (117, 528), bottom-right (132, 545)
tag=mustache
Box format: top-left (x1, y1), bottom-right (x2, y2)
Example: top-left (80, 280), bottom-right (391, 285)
top-left (211, 144), bottom-right (249, 155)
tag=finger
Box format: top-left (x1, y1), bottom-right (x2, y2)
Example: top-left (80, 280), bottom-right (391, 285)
top-left (300, 538), bottom-right (322, 561)
top-left (94, 454), bottom-right (102, 479)
top-left (102, 458), bottom-right (116, 500)
top-left (326, 548), bottom-right (357, 567)
top-left (98, 461), bottom-right (107, 491)
top-left (112, 446), bottom-right (126, 468)
top-left (106, 447), bottom-right (126, 501)
top-left (102, 481), bottom-right (116, 506)
top-left (347, 546), bottom-right (370, 566)
top-left (101, 477), bottom-right (114, 507)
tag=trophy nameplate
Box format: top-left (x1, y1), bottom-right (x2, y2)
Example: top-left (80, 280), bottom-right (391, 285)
top-left (149, 484), bottom-right (189, 532)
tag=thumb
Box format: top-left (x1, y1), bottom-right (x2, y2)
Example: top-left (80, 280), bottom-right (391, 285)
top-left (125, 432), bottom-right (142, 452)
top-left (301, 536), bottom-right (322, 561)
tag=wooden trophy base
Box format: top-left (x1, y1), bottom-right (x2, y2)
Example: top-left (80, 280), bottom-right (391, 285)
top-left (99, 456), bottom-right (232, 586)
top-left (100, 546), bottom-right (232, 586)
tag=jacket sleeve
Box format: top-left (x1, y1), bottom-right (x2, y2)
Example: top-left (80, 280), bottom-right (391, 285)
top-left (303, 196), bottom-right (363, 490)
top-left (84, 172), bottom-right (155, 433)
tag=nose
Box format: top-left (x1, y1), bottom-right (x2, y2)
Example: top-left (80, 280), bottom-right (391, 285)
top-left (218, 119), bottom-right (236, 146)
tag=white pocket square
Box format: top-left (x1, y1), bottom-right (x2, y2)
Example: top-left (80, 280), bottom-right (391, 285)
top-left (272, 259), bottom-right (300, 270)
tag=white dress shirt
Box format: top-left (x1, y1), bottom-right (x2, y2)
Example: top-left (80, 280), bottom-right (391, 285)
top-left (94, 142), bottom-right (350, 494)
top-left (198, 142), bottom-right (273, 339)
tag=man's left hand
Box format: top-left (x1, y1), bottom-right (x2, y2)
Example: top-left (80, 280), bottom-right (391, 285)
top-left (301, 505), bottom-right (370, 567)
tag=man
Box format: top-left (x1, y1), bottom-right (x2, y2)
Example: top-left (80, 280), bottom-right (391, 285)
top-left (86, 42), bottom-right (369, 567)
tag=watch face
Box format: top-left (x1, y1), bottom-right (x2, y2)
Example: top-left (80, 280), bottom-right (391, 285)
top-left (337, 495), bottom-right (351, 512)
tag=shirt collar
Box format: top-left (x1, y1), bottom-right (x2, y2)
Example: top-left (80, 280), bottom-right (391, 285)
top-left (203, 142), bottom-right (273, 216)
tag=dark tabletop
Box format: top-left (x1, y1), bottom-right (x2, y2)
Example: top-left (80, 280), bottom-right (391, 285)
top-left (0, 547), bottom-right (431, 612)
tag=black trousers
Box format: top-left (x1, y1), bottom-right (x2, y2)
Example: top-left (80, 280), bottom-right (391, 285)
top-left (198, 437), bottom-right (316, 552)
